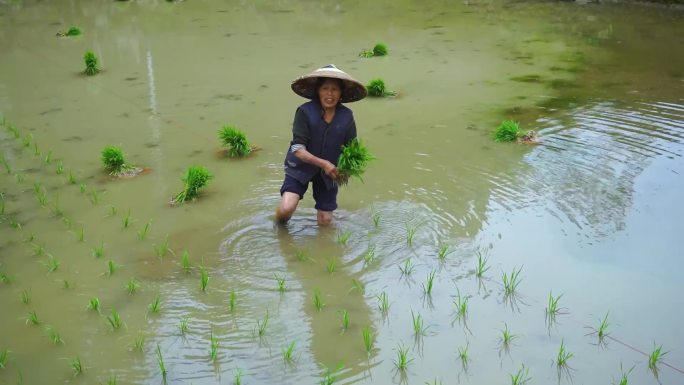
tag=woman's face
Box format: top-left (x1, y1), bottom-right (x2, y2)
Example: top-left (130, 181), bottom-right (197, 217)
top-left (318, 79), bottom-right (342, 109)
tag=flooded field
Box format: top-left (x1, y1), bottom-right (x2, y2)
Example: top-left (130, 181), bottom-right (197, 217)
top-left (1, 0), bottom-right (683, 384)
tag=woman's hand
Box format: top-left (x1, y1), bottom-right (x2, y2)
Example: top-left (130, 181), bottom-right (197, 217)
top-left (321, 160), bottom-right (339, 179)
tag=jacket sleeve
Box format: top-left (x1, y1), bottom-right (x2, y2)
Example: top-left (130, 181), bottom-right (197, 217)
top-left (290, 107), bottom-right (310, 146)
top-left (344, 115), bottom-right (357, 145)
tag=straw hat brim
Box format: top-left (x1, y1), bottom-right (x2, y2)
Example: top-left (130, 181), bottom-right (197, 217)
top-left (291, 66), bottom-right (367, 103)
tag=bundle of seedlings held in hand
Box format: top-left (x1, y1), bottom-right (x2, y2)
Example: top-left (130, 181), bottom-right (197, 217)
top-left (335, 138), bottom-right (375, 186)
top-left (101, 146), bottom-right (142, 177)
top-left (172, 165), bottom-right (213, 205)
top-left (218, 125), bottom-right (257, 158)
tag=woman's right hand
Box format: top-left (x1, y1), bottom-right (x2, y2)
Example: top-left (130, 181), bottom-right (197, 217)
top-left (321, 160), bottom-right (339, 179)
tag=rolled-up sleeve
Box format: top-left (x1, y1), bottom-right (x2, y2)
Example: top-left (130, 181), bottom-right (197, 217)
top-left (290, 108), bottom-right (310, 151)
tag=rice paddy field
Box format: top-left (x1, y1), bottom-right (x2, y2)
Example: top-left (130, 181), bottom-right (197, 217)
top-left (1, 0), bottom-right (683, 384)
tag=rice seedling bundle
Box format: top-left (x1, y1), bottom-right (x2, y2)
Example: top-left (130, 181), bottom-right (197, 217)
top-left (65, 26), bottom-right (81, 36)
top-left (366, 78), bottom-right (396, 97)
top-left (83, 51), bottom-right (99, 76)
top-left (336, 138), bottom-right (375, 185)
top-left (493, 120), bottom-right (521, 142)
top-left (173, 166), bottom-right (213, 204)
top-left (218, 125), bottom-right (252, 157)
top-left (100, 146), bottom-right (135, 176)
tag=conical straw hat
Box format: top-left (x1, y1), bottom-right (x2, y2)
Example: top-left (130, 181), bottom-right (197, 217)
top-left (291, 64), bottom-right (367, 103)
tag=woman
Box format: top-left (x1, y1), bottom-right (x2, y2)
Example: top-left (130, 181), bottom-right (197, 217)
top-left (276, 64), bottom-right (367, 225)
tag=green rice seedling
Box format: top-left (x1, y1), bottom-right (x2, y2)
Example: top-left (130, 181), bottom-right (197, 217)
top-left (92, 241), bottom-right (104, 258)
top-left (500, 323), bottom-right (518, 351)
top-left (545, 292), bottom-right (564, 322)
top-left (320, 364), bottom-right (344, 385)
top-left (44, 150), bottom-right (52, 164)
top-left (200, 267), bottom-right (209, 292)
top-left (67, 171), bottom-right (77, 184)
top-left (154, 235), bottom-right (170, 258)
top-left (62, 279), bottom-right (71, 289)
top-left (437, 244), bottom-right (451, 261)
top-left (70, 355), bottom-right (82, 376)
top-left (274, 273), bottom-right (285, 292)
top-left (556, 340), bottom-right (573, 376)
top-left (371, 211), bottom-right (381, 228)
top-left (209, 329), bottom-right (219, 361)
top-left (614, 364), bottom-right (634, 385)
top-left (218, 125), bottom-right (252, 157)
top-left (87, 297), bottom-right (101, 313)
top-left (55, 161), bottom-right (64, 175)
top-left (9, 216), bottom-right (21, 229)
top-left (132, 333), bottom-right (145, 351)
top-left (0, 350), bottom-right (8, 369)
top-left (110, 205), bottom-right (118, 216)
top-left (359, 48), bottom-right (374, 58)
top-left (45, 254), bottom-right (60, 273)
top-left (179, 317), bottom-right (189, 335)
top-left (326, 257), bottom-right (337, 274)
top-left (337, 230), bottom-right (351, 245)
top-left (377, 291), bottom-right (389, 314)
top-left (255, 310), bottom-right (269, 337)
top-left (366, 78), bottom-right (396, 97)
top-left (79, 183), bottom-right (87, 194)
top-left (62, 216), bottom-right (72, 228)
top-left (405, 223), bottom-right (417, 246)
top-left (340, 309), bottom-right (349, 331)
top-left (0, 272), bottom-right (11, 284)
top-left (475, 250), bottom-right (490, 278)
top-left (362, 326), bottom-right (373, 355)
top-left (155, 344), bottom-right (167, 379)
top-left (648, 343), bottom-right (667, 376)
top-left (45, 325), bottom-right (64, 345)
top-left (349, 279), bottom-right (365, 294)
top-left (282, 340), bottom-right (296, 364)
top-left (16, 173), bottom-right (25, 183)
top-left (458, 343), bottom-right (469, 369)
top-left (336, 138), bottom-right (375, 185)
top-left (453, 292), bottom-right (469, 321)
top-left (101, 146), bottom-right (133, 176)
top-left (422, 270), bottom-right (436, 296)
top-left (32, 243), bottom-right (46, 257)
top-left (24, 233), bottom-right (35, 243)
top-left (105, 373), bottom-right (117, 385)
top-left (234, 368), bottom-right (243, 385)
top-left (172, 166), bottom-right (213, 204)
top-left (83, 51), bottom-right (100, 76)
top-left (502, 266), bottom-right (522, 296)
top-left (399, 258), bottom-right (414, 276)
top-left (50, 198), bottom-right (64, 217)
top-left (394, 343), bottom-right (412, 371)
top-left (106, 260), bottom-right (119, 276)
top-left (0, 200), bottom-right (4, 215)
top-left (596, 311), bottom-right (610, 344)
top-left (22, 133), bottom-right (32, 147)
top-left (411, 310), bottom-right (428, 336)
top-left (35, 189), bottom-right (48, 207)
top-left (107, 308), bottom-right (123, 330)
top-left (33, 141), bottom-right (40, 156)
top-left (493, 120), bottom-right (521, 142)
top-left (362, 246), bottom-right (376, 264)
top-left (25, 310), bottom-right (40, 325)
top-left (76, 226), bottom-right (84, 242)
top-left (148, 294), bottom-right (161, 314)
top-left (181, 250), bottom-right (191, 273)
top-left (33, 181), bottom-right (42, 193)
top-left (20, 289), bottom-right (31, 304)
top-left (229, 290), bottom-right (236, 312)
top-left (295, 249), bottom-right (308, 261)
top-left (373, 43), bottom-right (388, 56)
top-left (1, 156), bottom-right (10, 174)
top-left (510, 364), bottom-right (531, 385)
top-left (88, 188), bottom-right (101, 205)
top-left (65, 26), bottom-right (81, 36)
top-left (122, 209), bottom-right (132, 228)
top-left (313, 289), bottom-right (325, 311)
top-left (137, 220), bottom-right (151, 240)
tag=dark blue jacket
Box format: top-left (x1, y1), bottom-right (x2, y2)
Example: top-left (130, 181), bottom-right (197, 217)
top-left (284, 100), bottom-right (356, 189)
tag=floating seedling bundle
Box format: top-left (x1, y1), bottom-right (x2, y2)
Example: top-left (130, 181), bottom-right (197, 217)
top-left (172, 166), bottom-right (213, 204)
top-left (366, 78), bottom-right (396, 97)
top-left (359, 43), bottom-right (389, 58)
top-left (493, 120), bottom-right (538, 144)
top-left (101, 146), bottom-right (141, 177)
top-left (83, 51), bottom-right (100, 76)
top-left (336, 138), bottom-right (375, 186)
top-left (218, 125), bottom-right (255, 158)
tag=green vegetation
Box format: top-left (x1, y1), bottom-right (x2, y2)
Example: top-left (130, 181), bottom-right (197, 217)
top-left (133, 333), bottom-right (145, 351)
top-left (313, 289), bottom-right (324, 311)
top-left (454, 292), bottom-right (468, 321)
top-left (475, 249), bottom-right (490, 277)
top-left (359, 42), bottom-right (389, 58)
top-left (362, 246), bottom-right (376, 265)
top-left (83, 51), bottom-right (99, 76)
top-left (0, 350), bottom-right (8, 369)
top-left (422, 270), bottom-right (436, 296)
top-left (70, 355), bottom-right (82, 376)
top-left (405, 223), bottom-right (417, 246)
top-left (597, 311), bottom-right (610, 343)
top-left (92, 241), bottom-right (104, 258)
top-left (493, 120), bottom-right (522, 142)
top-left (394, 343), bottom-right (412, 371)
top-left (349, 279), bottom-right (365, 294)
top-left (209, 329), bottom-right (219, 361)
top-left (126, 277), bottom-right (140, 295)
top-left (282, 340), bottom-right (296, 364)
top-left (458, 344), bottom-right (469, 369)
top-left (502, 266), bottom-right (523, 296)
top-left (155, 344), bottom-right (167, 379)
top-left (437, 244), bottom-right (451, 261)
top-left (65, 26), bottom-right (81, 36)
top-left (20, 289), bottom-right (31, 305)
top-left (101, 146), bottom-right (134, 176)
top-left (274, 273), bottom-right (285, 292)
top-left (137, 220), bottom-right (151, 240)
top-left (256, 310), bottom-right (269, 337)
top-left (556, 340), bottom-right (573, 371)
top-left (371, 211), bottom-right (381, 227)
top-left (200, 267), bottom-right (209, 292)
top-left (45, 255), bottom-right (60, 273)
top-left (173, 166), bottom-right (213, 204)
top-left (510, 364), bottom-right (531, 385)
top-left (648, 343), bottom-right (667, 376)
top-left (500, 323), bottom-right (518, 352)
top-left (45, 325), bottom-right (64, 345)
top-left (181, 250), bottom-right (191, 273)
top-left (411, 311), bottom-right (428, 336)
top-left (336, 230), bottom-right (351, 245)
top-left (179, 317), bottom-right (189, 335)
top-left (326, 257), bottom-right (337, 274)
top-left (366, 78), bottom-right (396, 97)
top-left (362, 326), bottom-right (373, 355)
top-left (336, 138), bottom-right (375, 185)
top-left (154, 235), bottom-right (170, 258)
top-left (546, 292), bottom-right (564, 323)
top-left (148, 294), bottom-right (161, 314)
top-left (107, 308), bottom-right (123, 330)
top-left (218, 125), bottom-right (252, 157)
top-left (399, 258), bottom-right (414, 276)
top-left (377, 291), bottom-right (389, 314)
top-left (122, 209), bottom-right (132, 228)
top-left (87, 297), bottom-right (101, 313)
top-left (106, 260), bottom-right (119, 276)
top-left (234, 369), bottom-right (243, 385)
top-left (229, 290), bottom-right (236, 312)
top-left (340, 309), bottom-right (349, 331)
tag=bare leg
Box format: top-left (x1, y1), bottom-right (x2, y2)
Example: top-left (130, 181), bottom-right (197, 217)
top-left (317, 210), bottom-right (333, 226)
top-left (276, 192), bottom-right (300, 223)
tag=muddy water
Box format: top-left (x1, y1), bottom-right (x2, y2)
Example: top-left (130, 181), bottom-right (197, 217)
top-left (1, 0), bottom-right (683, 384)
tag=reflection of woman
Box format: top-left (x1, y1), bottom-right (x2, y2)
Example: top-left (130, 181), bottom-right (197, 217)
top-left (276, 64), bottom-right (367, 225)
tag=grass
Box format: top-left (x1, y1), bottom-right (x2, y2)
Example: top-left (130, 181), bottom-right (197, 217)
top-left (256, 310), bottom-right (269, 337)
top-left (405, 223), bottom-right (417, 246)
top-left (137, 220), bottom-right (151, 240)
top-left (87, 297), bottom-right (101, 313)
top-left (411, 310), bottom-right (428, 336)
top-left (502, 266), bottom-right (523, 296)
top-left (422, 270), bottom-right (436, 296)
top-left (493, 120), bottom-right (521, 142)
top-left (106, 260), bottom-right (119, 275)
top-left (229, 290), bottom-right (236, 312)
top-left (70, 355), bottom-right (82, 376)
top-left (274, 273), bottom-right (285, 292)
top-left (313, 289), bottom-right (325, 311)
top-left (648, 343), bottom-right (667, 376)
top-left (45, 325), bottom-right (64, 345)
top-left (107, 308), bottom-right (123, 330)
top-left (475, 249), bottom-right (490, 278)
top-left (148, 294), bottom-right (161, 314)
top-left (83, 50), bottom-right (99, 76)
top-left (218, 125), bottom-right (252, 157)
top-left (377, 291), bottom-right (389, 314)
top-left (394, 343), bottom-right (413, 371)
top-left (282, 340), bottom-right (296, 364)
top-left (154, 235), bottom-right (170, 258)
top-left (340, 309), bottom-right (349, 331)
top-left (122, 209), bottom-right (132, 228)
top-left (100, 146), bottom-right (131, 176)
top-left (92, 241), bottom-right (104, 258)
top-left (156, 344), bottom-right (167, 379)
top-left (458, 344), bottom-right (469, 369)
top-left (20, 289), bottom-right (31, 304)
top-left (510, 364), bottom-right (531, 385)
top-left (125, 277), bottom-right (140, 295)
top-left (336, 138), bottom-right (375, 185)
top-left (336, 230), bottom-right (351, 245)
top-left (173, 165), bottom-right (213, 204)
top-left (556, 340), bottom-right (573, 370)
top-left (45, 254), bottom-right (60, 273)
top-left (362, 326), bottom-right (374, 355)
top-left (200, 267), bottom-right (209, 292)
top-left (326, 257), bottom-right (337, 274)
top-left (209, 329), bottom-right (219, 361)
top-left (181, 250), bottom-right (191, 273)
top-left (399, 258), bottom-right (414, 276)
top-left (133, 333), bottom-right (145, 351)
top-left (179, 317), bottom-right (189, 335)
top-left (366, 78), bottom-right (396, 97)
